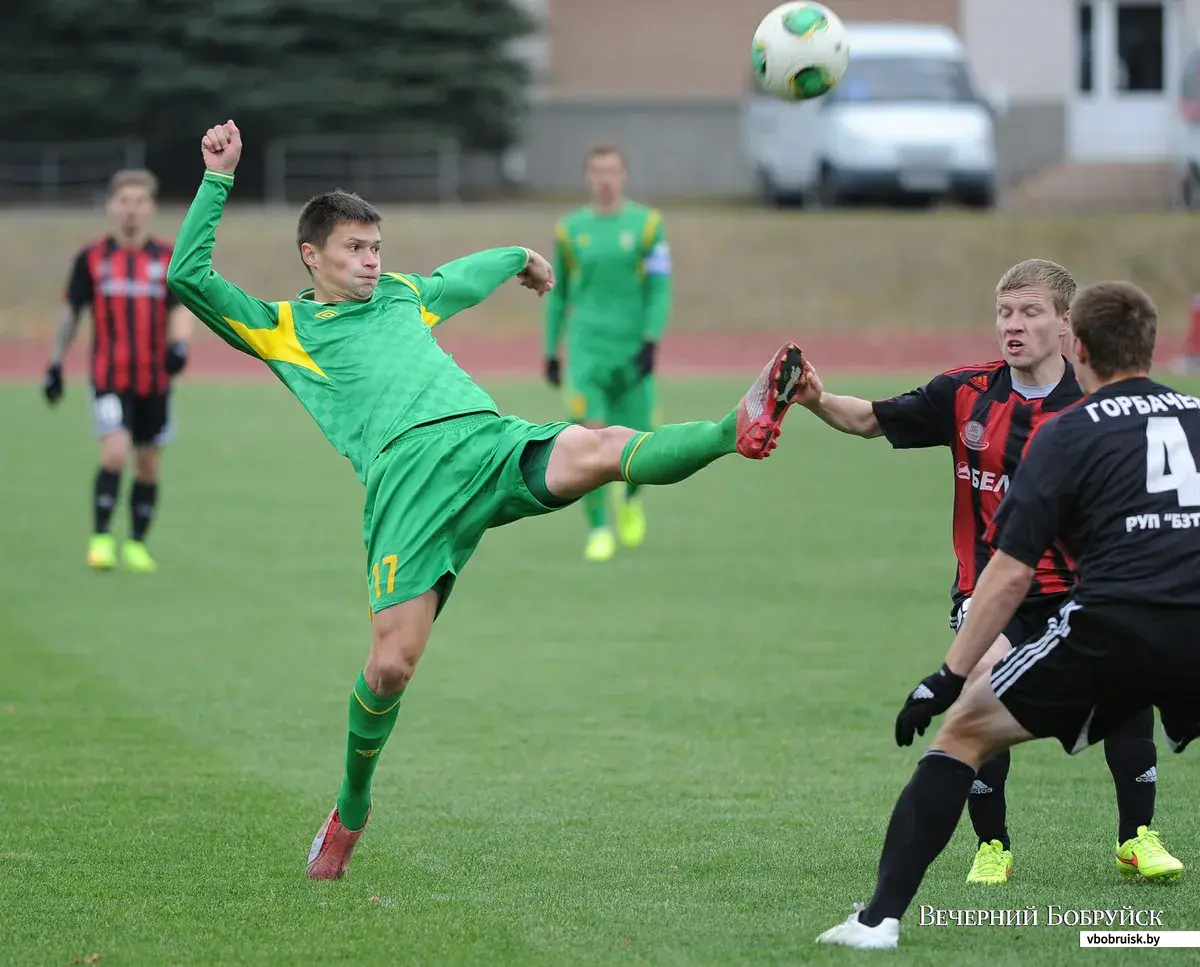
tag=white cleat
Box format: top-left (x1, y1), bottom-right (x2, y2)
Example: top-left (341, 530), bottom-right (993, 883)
top-left (816, 904), bottom-right (900, 949)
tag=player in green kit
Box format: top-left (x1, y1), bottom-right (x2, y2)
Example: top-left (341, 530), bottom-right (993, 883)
top-left (544, 144), bottom-right (671, 561)
top-left (168, 120), bottom-right (809, 880)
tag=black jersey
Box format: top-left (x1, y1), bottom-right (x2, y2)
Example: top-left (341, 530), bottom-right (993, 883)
top-left (987, 377), bottom-right (1200, 607)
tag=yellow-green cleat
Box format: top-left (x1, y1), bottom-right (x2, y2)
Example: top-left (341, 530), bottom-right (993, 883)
top-left (87, 534), bottom-right (117, 570)
top-left (966, 840), bottom-right (1013, 884)
top-left (1116, 826), bottom-right (1183, 881)
top-left (615, 493), bottom-right (646, 548)
top-left (121, 539), bottom-right (158, 573)
top-left (584, 527), bottom-right (616, 562)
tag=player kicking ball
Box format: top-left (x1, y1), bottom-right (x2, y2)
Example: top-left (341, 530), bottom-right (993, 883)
top-left (167, 120), bottom-right (808, 880)
top-left (817, 281), bottom-right (1200, 949)
top-left (795, 259), bottom-right (1180, 887)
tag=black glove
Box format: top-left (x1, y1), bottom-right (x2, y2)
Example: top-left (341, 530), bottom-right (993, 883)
top-left (43, 363), bottom-right (64, 405)
top-left (894, 663), bottom-right (966, 747)
top-left (635, 339), bottom-right (656, 378)
top-left (165, 340), bottom-right (189, 376)
top-left (545, 356), bottom-right (561, 387)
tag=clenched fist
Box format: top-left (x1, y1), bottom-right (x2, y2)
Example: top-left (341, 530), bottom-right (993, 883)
top-left (517, 249), bottom-right (554, 297)
top-left (202, 120), bottom-right (243, 174)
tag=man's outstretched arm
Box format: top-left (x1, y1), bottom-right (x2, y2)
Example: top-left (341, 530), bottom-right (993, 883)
top-left (397, 246), bottom-right (553, 325)
top-left (795, 360), bottom-right (882, 436)
top-left (167, 121), bottom-right (279, 356)
top-left (799, 360), bottom-right (956, 447)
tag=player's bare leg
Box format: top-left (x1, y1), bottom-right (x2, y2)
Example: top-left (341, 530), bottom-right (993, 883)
top-left (578, 418), bottom-right (616, 562)
top-left (963, 635), bottom-right (1016, 884)
top-left (90, 429), bottom-right (131, 569)
top-left (544, 343), bottom-right (807, 499)
top-left (123, 445), bottom-right (162, 573)
top-left (818, 678), bottom-right (1033, 949)
top-left (307, 589), bottom-right (437, 880)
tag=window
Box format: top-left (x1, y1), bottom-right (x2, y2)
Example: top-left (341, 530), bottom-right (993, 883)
top-left (1078, 3), bottom-right (1094, 93)
top-left (1116, 3), bottom-right (1164, 92)
top-left (825, 57), bottom-right (977, 104)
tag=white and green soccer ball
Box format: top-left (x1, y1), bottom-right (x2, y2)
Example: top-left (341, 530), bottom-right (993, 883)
top-left (751, 1), bottom-right (851, 101)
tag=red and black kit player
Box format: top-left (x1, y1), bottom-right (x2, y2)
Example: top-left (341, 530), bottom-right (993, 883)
top-left (820, 281), bottom-right (1200, 949)
top-left (794, 259), bottom-right (1180, 884)
top-left (42, 169), bottom-right (194, 573)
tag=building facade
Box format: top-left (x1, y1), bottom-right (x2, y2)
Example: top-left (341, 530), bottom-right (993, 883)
top-left (520, 0), bottom-right (1200, 197)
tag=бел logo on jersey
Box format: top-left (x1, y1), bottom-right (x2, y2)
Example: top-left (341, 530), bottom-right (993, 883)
top-left (957, 461), bottom-right (1009, 494)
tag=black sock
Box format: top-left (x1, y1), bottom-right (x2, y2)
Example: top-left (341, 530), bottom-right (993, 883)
top-left (93, 468), bottom-right (121, 534)
top-left (966, 750), bottom-right (1011, 849)
top-left (859, 752), bottom-right (976, 927)
top-left (130, 480), bottom-right (158, 542)
top-left (1105, 707), bottom-right (1157, 844)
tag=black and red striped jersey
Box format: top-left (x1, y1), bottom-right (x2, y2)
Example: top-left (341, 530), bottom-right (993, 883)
top-left (64, 236), bottom-right (180, 396)
top-left (871, 358), bottom-right (1083, 606)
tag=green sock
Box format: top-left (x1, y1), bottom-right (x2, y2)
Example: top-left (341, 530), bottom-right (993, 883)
top-left (620, 411), bottom-right (738, 486)
top-left (625, 481), bottom-right (640, 499)
top-left (583, 487), bottom-right (607, 530)
top-left (336, 671), bottom-right (402, 831)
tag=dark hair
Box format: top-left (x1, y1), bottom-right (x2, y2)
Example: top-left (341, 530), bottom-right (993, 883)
top-left (1070, 281), bottom-right (1157, 379)
top-left (296, 189), bottom-right (382, 253)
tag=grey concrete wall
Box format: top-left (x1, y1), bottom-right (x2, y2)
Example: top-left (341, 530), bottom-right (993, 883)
top-left (523, 98), bottom-right (1067, 199)
top-left (523, 100), bottom-right (754, 198)
top-left (994, 102), bottom-right (1067, 186)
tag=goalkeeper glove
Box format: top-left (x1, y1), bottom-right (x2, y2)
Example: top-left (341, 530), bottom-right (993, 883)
top-left (43, 363), bottom-right (64, 405)
top-left (165, 340), bottom-right (189, 376)
top-left (894, 663), bottom-right (966, 747)
top-left (635, 339), bottom-right (656, 378)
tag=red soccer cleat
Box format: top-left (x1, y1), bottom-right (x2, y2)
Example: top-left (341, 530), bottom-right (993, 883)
top-left (735, 342), bottom-right (807, 458)
top-left (306, 807), bottom-right (368, 880)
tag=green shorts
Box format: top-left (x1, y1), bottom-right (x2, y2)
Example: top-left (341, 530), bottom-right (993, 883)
top-left (363, 412), bottom-right (573, 615)
top-left (566, 360), bottom-right (657, 430)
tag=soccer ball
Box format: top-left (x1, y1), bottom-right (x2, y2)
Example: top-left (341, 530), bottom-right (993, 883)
top-left (751, 1), bottom-right (850, 101)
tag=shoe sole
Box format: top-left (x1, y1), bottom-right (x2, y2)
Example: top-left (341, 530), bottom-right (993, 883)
top-left (742, 343), bottom-right (807, 454)
top-left (1119, 863), bottom-right (1184, 881)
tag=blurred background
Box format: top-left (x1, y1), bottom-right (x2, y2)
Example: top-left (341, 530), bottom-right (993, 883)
top-left (0, 0), bottom-right (1197, 358)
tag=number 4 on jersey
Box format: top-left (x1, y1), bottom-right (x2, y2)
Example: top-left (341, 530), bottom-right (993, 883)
top-left (1146, 417), bottom-right (1200, 506)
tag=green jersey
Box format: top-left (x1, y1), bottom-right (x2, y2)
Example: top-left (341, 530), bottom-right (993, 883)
top-left (543, 201), bottom-right (672, 363)
top-left (167, 170), bottom-right (530, 483)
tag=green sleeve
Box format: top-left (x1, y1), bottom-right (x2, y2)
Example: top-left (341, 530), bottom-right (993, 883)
top-left (166, 171), bottom-right (279, 357)
top-left (401, 246), bottom-right (529, 325)
top-left (640, 210), bottom-right (672, 342)
top-left (543, 221), bottom-right (572, 357)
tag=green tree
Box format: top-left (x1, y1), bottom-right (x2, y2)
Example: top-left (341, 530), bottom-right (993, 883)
top-left (0, 0), bottom-right (535, 148)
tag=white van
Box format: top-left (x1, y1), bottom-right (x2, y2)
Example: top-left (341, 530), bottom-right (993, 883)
top-left (741, 22), bottom-right (1001, 208)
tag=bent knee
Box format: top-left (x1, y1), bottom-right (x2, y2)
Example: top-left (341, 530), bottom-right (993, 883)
top-left (368, 624), bottom-right (426, 694)
top-left (367, 642), bottom-right (418, 694)
top-left (100, 433), bottom-right (130, 470)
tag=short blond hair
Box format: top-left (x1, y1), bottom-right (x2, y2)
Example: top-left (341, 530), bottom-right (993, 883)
top-left (995, 258), bottom-right (1076, 314)
top-left (585, 142), bottom-right (626, 166)
top-left (108, 169), bottom-right (158, 198)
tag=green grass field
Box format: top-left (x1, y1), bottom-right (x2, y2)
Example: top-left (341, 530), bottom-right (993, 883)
top-left (3, 375), bottom-right (1200, 966)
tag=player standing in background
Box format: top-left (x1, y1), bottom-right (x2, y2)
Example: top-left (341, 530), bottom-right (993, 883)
top-left (42, 169), bottom-right (195, 573)
top-left (543, 144), bottom-right (672, 561)
top-left (818, 281), bottom-right (1200, 949)
top-left (794, 259), bottom-right (1180, 884)
top-left (168, 120), bottom-right (807, 881)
